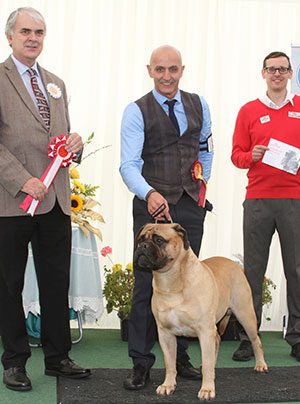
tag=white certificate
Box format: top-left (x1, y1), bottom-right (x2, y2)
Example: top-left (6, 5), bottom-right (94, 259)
top-left (262, 138), bottom-right (300, 175)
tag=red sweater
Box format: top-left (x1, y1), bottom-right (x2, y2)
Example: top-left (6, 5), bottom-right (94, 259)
top-left (231, 96), bottom-right (300, 200)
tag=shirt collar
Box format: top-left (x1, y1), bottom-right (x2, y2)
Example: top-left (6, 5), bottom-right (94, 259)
top-left (259, 91), bottom-right (295, 109)
top-left (11, 54), bottom-right (39, 78)
top-left (152, 88), bottom-right (182, 106)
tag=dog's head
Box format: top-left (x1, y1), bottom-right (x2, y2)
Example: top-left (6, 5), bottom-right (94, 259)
top-left (133, 223), bottom-right (190, 273)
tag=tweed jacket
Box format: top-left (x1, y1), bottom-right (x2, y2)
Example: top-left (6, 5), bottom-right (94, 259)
top-left (0, 56), bottom-right (72, 217)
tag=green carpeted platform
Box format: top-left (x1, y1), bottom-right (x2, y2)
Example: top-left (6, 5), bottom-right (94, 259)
top-left (0, 330), bottom-right (300, 404)
top-left (57, 367), bottom-right (300, 404)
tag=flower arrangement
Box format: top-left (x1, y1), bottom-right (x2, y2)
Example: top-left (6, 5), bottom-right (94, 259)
top-left (233, 254), bottom-right (276, 320)
top-left (70, 132), bottom-right (108, 240)
top-left (101, 246), bottom-right (134, 320)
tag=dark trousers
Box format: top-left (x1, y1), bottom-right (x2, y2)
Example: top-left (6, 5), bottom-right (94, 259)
top-left (240, 199), bottom-right (300, 347)
top-left (128, 192), bottom-right (207, 368)
top-left (0, 202), bottom-right (72, 369)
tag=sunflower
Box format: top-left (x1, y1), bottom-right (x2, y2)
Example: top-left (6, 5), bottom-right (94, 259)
top-left (71, 195), bottom-right (84, 212)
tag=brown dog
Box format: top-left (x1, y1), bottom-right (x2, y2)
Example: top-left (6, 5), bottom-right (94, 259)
top-left (133, 223), bottom-right (268, 401)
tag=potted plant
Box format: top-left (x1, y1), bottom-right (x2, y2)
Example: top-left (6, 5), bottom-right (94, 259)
top-left (101, 246), bottom-right (134, 341)
top-left (234, 253), bottom-right (277, 317)
top-left (262, 276), bottom-right (277, 321)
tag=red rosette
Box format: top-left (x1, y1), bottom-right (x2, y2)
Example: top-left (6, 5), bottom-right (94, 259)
top-left (191, 160), bottom-right (207, 208)
top-left (48, 135), bottom-right (74, 167)
top-left (191, 160), bottom-right (203, 182)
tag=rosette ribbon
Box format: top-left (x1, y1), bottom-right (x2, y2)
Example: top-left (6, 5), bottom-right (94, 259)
top-left (19, 135), bottom-right (74, 216)
top-left (191, 160), bottom-right (207, 208)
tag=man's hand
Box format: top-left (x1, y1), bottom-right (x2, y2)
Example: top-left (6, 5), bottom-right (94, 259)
top-left (65, 132), bottom-right (83, 154)
top-left (252, 145), bottom-right (269, 162)
top-left (147, 191), bottom-right (171, 221)
top-left (21, 178), bottom-right (48, 201)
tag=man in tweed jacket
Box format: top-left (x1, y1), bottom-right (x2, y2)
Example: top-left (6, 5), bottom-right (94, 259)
top-left (0, 7), bottom-right (90, 391)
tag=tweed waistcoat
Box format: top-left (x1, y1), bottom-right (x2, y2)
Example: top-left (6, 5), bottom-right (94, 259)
top-left (135, 90), bottom-right (203, 204)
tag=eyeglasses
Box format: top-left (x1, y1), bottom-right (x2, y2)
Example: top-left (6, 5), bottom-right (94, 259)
top-left (264, 66), bottom-right (290, 74)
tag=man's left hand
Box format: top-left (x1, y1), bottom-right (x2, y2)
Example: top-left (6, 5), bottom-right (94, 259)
top-left (65, 132), bottom-right (83, 154)
top-left (147, 191), bottom-right (171, 221)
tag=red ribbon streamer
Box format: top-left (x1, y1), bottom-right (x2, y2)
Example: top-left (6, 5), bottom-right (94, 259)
top-left (19, 135), bottom-right (74, 216)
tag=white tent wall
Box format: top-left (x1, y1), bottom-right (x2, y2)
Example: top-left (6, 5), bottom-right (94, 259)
top-left (1, 0), bottom-right (300, 331)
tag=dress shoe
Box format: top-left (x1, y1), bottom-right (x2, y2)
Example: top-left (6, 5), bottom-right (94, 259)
top-left (3, 367), bottom-right (32, 391)
top-left (176, 359), bottom-right (201, 380)
top-left (232, 340), bottom-right (254, 361)
top-left (123, 364), bottom-right (150, 390)
top-left (291, 342), bottom-right (300, 361)
top-left (45, 358), bottom-right (91, 379)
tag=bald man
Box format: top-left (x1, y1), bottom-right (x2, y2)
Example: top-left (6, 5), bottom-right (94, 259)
top-left (120, 45), bottom-right (214, 390)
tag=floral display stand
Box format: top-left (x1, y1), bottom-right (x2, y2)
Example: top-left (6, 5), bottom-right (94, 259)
top-left (23, 226), bottom-right (104, 338)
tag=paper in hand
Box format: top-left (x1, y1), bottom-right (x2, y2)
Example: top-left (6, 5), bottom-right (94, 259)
top-left (262, 138), bottom-right (300, 175)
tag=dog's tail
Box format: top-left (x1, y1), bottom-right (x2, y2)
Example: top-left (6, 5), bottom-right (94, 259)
top-left (218, 308), bottom-right (232, 337)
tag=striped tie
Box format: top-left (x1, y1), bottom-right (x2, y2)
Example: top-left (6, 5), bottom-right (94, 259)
top-left (28, 68), bottom-right (50, 130)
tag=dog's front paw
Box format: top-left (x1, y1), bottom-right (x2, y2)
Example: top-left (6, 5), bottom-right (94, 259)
top-left (254, 362), bottom-right (268, 373)
top-left (198, 387), bottom-right (216, 401)
top-left (156, 384), bottom-right (176, 396)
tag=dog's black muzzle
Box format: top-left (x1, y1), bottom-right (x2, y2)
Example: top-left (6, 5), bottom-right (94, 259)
top-left (133, 240), bottom-right (167, 272)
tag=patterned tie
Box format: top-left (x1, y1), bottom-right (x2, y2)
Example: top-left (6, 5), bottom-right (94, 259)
top-left (164, 99), bottom-right (180, 134)
top-left (27, 68), bottom-right (50, 130)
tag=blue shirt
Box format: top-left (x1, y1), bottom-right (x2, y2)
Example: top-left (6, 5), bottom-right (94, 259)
top-left (11, 54), bottom-right (49, 110)
top-left (120, 88), bottom-right (213, 200)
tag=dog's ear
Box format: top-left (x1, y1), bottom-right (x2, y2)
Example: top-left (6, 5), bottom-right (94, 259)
top-left (134, 224), bottom-right (146, 250)
top-left (173, 224), bottom-right (190, 250)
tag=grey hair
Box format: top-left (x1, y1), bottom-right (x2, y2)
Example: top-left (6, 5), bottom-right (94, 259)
top-left (5, 7), bottom-right (46, 37)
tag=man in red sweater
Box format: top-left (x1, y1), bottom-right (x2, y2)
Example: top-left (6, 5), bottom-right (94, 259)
top-left (231, 51), bottom-right (300, 362)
